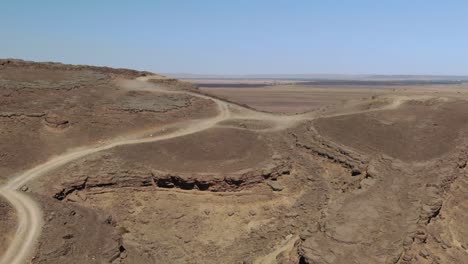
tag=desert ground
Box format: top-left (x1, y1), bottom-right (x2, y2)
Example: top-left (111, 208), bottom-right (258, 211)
top-left (1, 59), bottom-right (467, 264)
top-left (195, 79), bottom-right (468, 114)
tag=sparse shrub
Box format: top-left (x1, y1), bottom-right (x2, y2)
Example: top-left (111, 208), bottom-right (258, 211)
top-left (118, 226), bottom-right (130, 234)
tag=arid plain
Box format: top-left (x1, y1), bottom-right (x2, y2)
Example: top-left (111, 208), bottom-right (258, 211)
top-left (1, 59), bottom-right (468, 264)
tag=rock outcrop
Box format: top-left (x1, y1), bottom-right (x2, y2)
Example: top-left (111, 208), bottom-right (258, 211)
top-left (53, 161), bottom-right (292, 200)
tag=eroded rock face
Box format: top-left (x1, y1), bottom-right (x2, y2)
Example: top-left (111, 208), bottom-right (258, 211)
top-left (52, 161), bottom-right (292, 200)
top-left (294, 114), bottom-right (468, 264)
top-left (44, 114), bottom-right (69, 129)
top-left (152, 162), bottom-right (291, 192)
top-left (397, 151), bottom-right (468, 264)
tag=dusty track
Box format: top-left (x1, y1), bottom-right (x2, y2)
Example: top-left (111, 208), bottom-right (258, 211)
top-left (0, 77), bottom-right (231, 264)
top-left (0, 76), bottom-right (416, 263)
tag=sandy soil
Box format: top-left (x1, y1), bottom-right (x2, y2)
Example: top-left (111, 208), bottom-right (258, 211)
top-left (315, 99), bottom-right (468, 161)
top-left (200, 84), bottom-right (468, 113)
top-left (110, 127), bottom-right (272, 173)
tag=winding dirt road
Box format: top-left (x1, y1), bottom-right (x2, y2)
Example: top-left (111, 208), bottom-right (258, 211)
top-left (0, 77), bottom-right (232, 264)
top-left (0, 76), bottom-right (410, 263)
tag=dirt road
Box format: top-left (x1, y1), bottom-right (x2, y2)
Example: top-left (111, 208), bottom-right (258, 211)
top-left (0, 76), bottom-right (411, 264)
top-left (0, 77), bottom-right (231, 264)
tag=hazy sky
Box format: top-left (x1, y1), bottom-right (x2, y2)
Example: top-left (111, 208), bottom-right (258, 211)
top-left (1, 1), bottom-right (468, 75)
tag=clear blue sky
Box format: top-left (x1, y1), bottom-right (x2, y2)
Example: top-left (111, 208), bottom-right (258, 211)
top-left (1, 1), bottom-right (467, 75)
